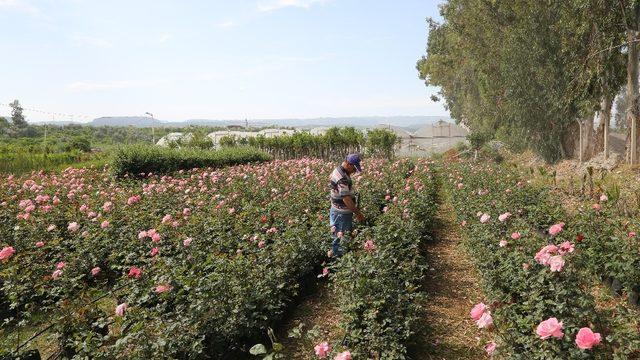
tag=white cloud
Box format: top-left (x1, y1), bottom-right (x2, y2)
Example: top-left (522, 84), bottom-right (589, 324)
top-left (216, 20), bottom-right (237, 28)
top-left (257, 0), bottom-right (329, 12)
top-left (66, 79), bottom-right (170, 92)
top-left (0, 0), bottom-right (41, 16)
top-left (72, 34), bottom-right (113, 49)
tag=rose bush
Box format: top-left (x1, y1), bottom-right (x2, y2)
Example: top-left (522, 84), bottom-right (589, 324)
top-left (332, 159), bottom-right (439, 359)
top-left (0, 158), bottom-right (408, 357)
top-left (446, 162), bottom-right (640, 358)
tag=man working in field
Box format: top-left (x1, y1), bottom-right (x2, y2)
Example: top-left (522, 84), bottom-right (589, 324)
top-left (328, 153), bottom-right (365, 257)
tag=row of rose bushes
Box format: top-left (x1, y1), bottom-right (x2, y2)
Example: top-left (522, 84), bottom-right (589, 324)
top-left (0, 159), bottom-right (397, 358)
top-left (446, 163), bottom-right (640, 358)
top-left (328, 159), bottom-right (439, 359)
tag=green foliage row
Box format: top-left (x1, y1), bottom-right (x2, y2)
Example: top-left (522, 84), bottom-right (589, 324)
top-left (111, 145), bottom-right (271, 177)
top-left (332, 159), bottom-right (439, 359)
top-left (216, 127), bottom-right (399, 160)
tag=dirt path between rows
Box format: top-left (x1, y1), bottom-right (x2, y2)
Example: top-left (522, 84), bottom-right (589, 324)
top-left (409, 199), bottom-right (487, 360)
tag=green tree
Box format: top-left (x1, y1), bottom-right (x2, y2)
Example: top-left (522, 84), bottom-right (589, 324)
top-left (9, 100), bottom-right (27, 128)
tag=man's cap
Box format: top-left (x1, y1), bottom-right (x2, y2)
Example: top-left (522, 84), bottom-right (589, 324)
top-left (346, 153), bottom-right (362, 172)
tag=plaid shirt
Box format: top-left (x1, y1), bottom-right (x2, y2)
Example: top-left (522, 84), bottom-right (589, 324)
top-left (329, 166), bottom-right (355, 214)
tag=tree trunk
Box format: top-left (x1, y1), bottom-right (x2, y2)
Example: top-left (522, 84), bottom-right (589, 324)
top-left (626, 7), bottom-right (640, 164)
top-left (583, 116), bottom-right (595, 161)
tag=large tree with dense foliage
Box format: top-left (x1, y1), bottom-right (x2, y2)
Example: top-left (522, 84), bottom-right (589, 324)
top-left (418, 0), bottom-right (627, 162)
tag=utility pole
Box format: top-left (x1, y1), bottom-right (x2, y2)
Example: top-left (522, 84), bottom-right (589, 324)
top-left (145, 112), bottom-right (155, 144)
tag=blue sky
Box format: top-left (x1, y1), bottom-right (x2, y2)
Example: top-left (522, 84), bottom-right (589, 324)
top-left (0, 0), bottom-right (448, 122)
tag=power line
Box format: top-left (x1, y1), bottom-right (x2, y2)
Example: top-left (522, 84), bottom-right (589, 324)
top-left (0, 102), bottom-right (97, 120)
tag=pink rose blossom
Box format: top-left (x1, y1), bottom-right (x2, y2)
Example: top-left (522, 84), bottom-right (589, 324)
top-left (629, 232), bottom-right (637, 238)
top-left (476, 312), bottom-right (493, 329)
top-left (592, 203), bottom-right (601, 211)
top-left (258, 240), bottom-right (266, 248)
top-left (600, 194), bottom-right (608, 202)
top-left (470, 302), bottom-right (487, 321)
top-left (536, 317), bottom-right (564, 339)
top-left (67, 222), bottom-right (80, 232)
top-left (334, 351), bottom-right (351, 360)
top-left (549, 255), bottom-right (565, 272)
top-left (183, 237), bottom-right (192, 247)
top-left (47, 224), bottom-right (56, 232)
top-left (548, 222), bottom-right (565, 236)
top-left (511, 232), bottom-right (521, 240)
top-left (363, 239), bottom-right (376, 252)
top-left (138, 230), bottom-right (148, 240)
top-left (36, 241), bottom-right (45, 248)
top-left (183, 208), bottom-right (191, 216)
top-left (498, 212), bottom-right (511, 222)
top-left (52, 269), bottom-right (63, 279)
top-left (101, 220), bottom-right (109, 229)
top-left (485, 341), bottom-right (497, 356)
top-left (575, 327), bottom-right (602, 350)
top-left (128, 266), bottom-right (142, 278)
top-left (162, 214), bottom-right (173, 224)
top-left (115, 303), bottom-right (127, 317)
top-left (151, 247), bottom-right (159, 257)
top-left (56, 262), bottom-right (65, 269)
top-left (480, 213), bottom-right (491, 223)
top-left (558, 241), bottom-right (575, 255)
top-left (0, 246), bottom-right (16, 261)
top-left (499, 240), bottom-right (508, 247)
top-left (91, 267), bottom-right (101, 276)
top-left (155, 284), bottom-right (172, 293)
top-left (314, 342), bottom-right (331, 358)
top-left (151, 233), bottom-right (161, 242)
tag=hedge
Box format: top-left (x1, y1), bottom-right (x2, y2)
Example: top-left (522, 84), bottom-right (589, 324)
top-left (111, 145), bottom-right (271, 177)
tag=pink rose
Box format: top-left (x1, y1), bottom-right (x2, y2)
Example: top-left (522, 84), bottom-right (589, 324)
top-left (558, 241), bottom-right (575, 255)
top-left (314, 342), bottom-right (331, 358)
top-left (363, 239), bottom-right (376, 252)
top-left (138, 230), bottom-right (148, 240)
top-left (592, 203), bottom-right (601, 211)
top-left (183, 237), bottom-right (192, 247)
top-left (52, 269), bottom-right (63, 279)
top-left (101, 220), bottom-right (109, 229)
top-left (183, 208), bottom-right (191, 216)
top-left (155, 284), bottom-right (172, 293)
top-left (476, 312), bottom-right (493, 329)
top-left (151, 233), bottom-right (161, 242)
top-left (575, 327), bottom-right (602, 350)
top-left (334, 351), bottom-right (351, 360)
top-left (162, 214), bottom-right (173, 224)
top-left (511, 232), bottom-right (521, 240)
top-left (128, 266), bottom-right (142, 278)
top-left (485, 341), bottom-right (496, 356)
top-left (535, 245), bottom-right (558, 266)
top-left (67, 222), bottom-right (80, 232)
top-left (498, 212), bottom-right (511, 222)
top-left (91, 267), bottom-right (101, 276)
top-left (549, 255), bottom-right (565, 272)
top-left (600, 194), bottom-right (608, 202)
top-left (36, 241), bottom-right (45, 248)
top-left (630, 232), bottom-right (637, 238)
top-left (536, 317), bottom-right (564, 339)
top-left (115, 303), bottom-right (127, 317)
top-left (480, 213), bottom-right (491, 223)
top-left (548, 222), bottom-right (565, 236)
top-left (470, 302), bottom-right (487, 321)
top-left (47, 224), bottom-right (56, 232)
top-left (499, 240), bottom-right (508, 247)
top-left (56, 261), bottom-right (65, 269)
top-left (258, 240), bottom-right (266, 248)
top-left (151, 247), bottom-right (159, 257)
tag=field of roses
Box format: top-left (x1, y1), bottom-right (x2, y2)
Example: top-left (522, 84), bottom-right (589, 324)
top-left (0, 157), bottom-right (438, 359)
top-left (447, 162), bottom-right (640, 359)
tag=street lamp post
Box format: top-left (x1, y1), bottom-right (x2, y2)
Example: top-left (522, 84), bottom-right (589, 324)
top-left (145, 112), bottom-right (155, 144)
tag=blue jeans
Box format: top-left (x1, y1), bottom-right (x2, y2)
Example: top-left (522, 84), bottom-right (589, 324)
top-left (329, 207), bottom-right (353, 257)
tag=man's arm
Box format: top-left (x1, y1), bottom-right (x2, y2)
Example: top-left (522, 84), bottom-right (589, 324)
top-left (343, 195), bottom-right (365, 222)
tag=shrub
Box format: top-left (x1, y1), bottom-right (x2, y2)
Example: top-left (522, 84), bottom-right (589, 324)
top-left (111, 145), bottom-right (271, 177)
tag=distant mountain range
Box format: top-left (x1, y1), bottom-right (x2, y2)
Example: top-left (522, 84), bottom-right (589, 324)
top-left (30, 115), bottom-right (453, 129)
